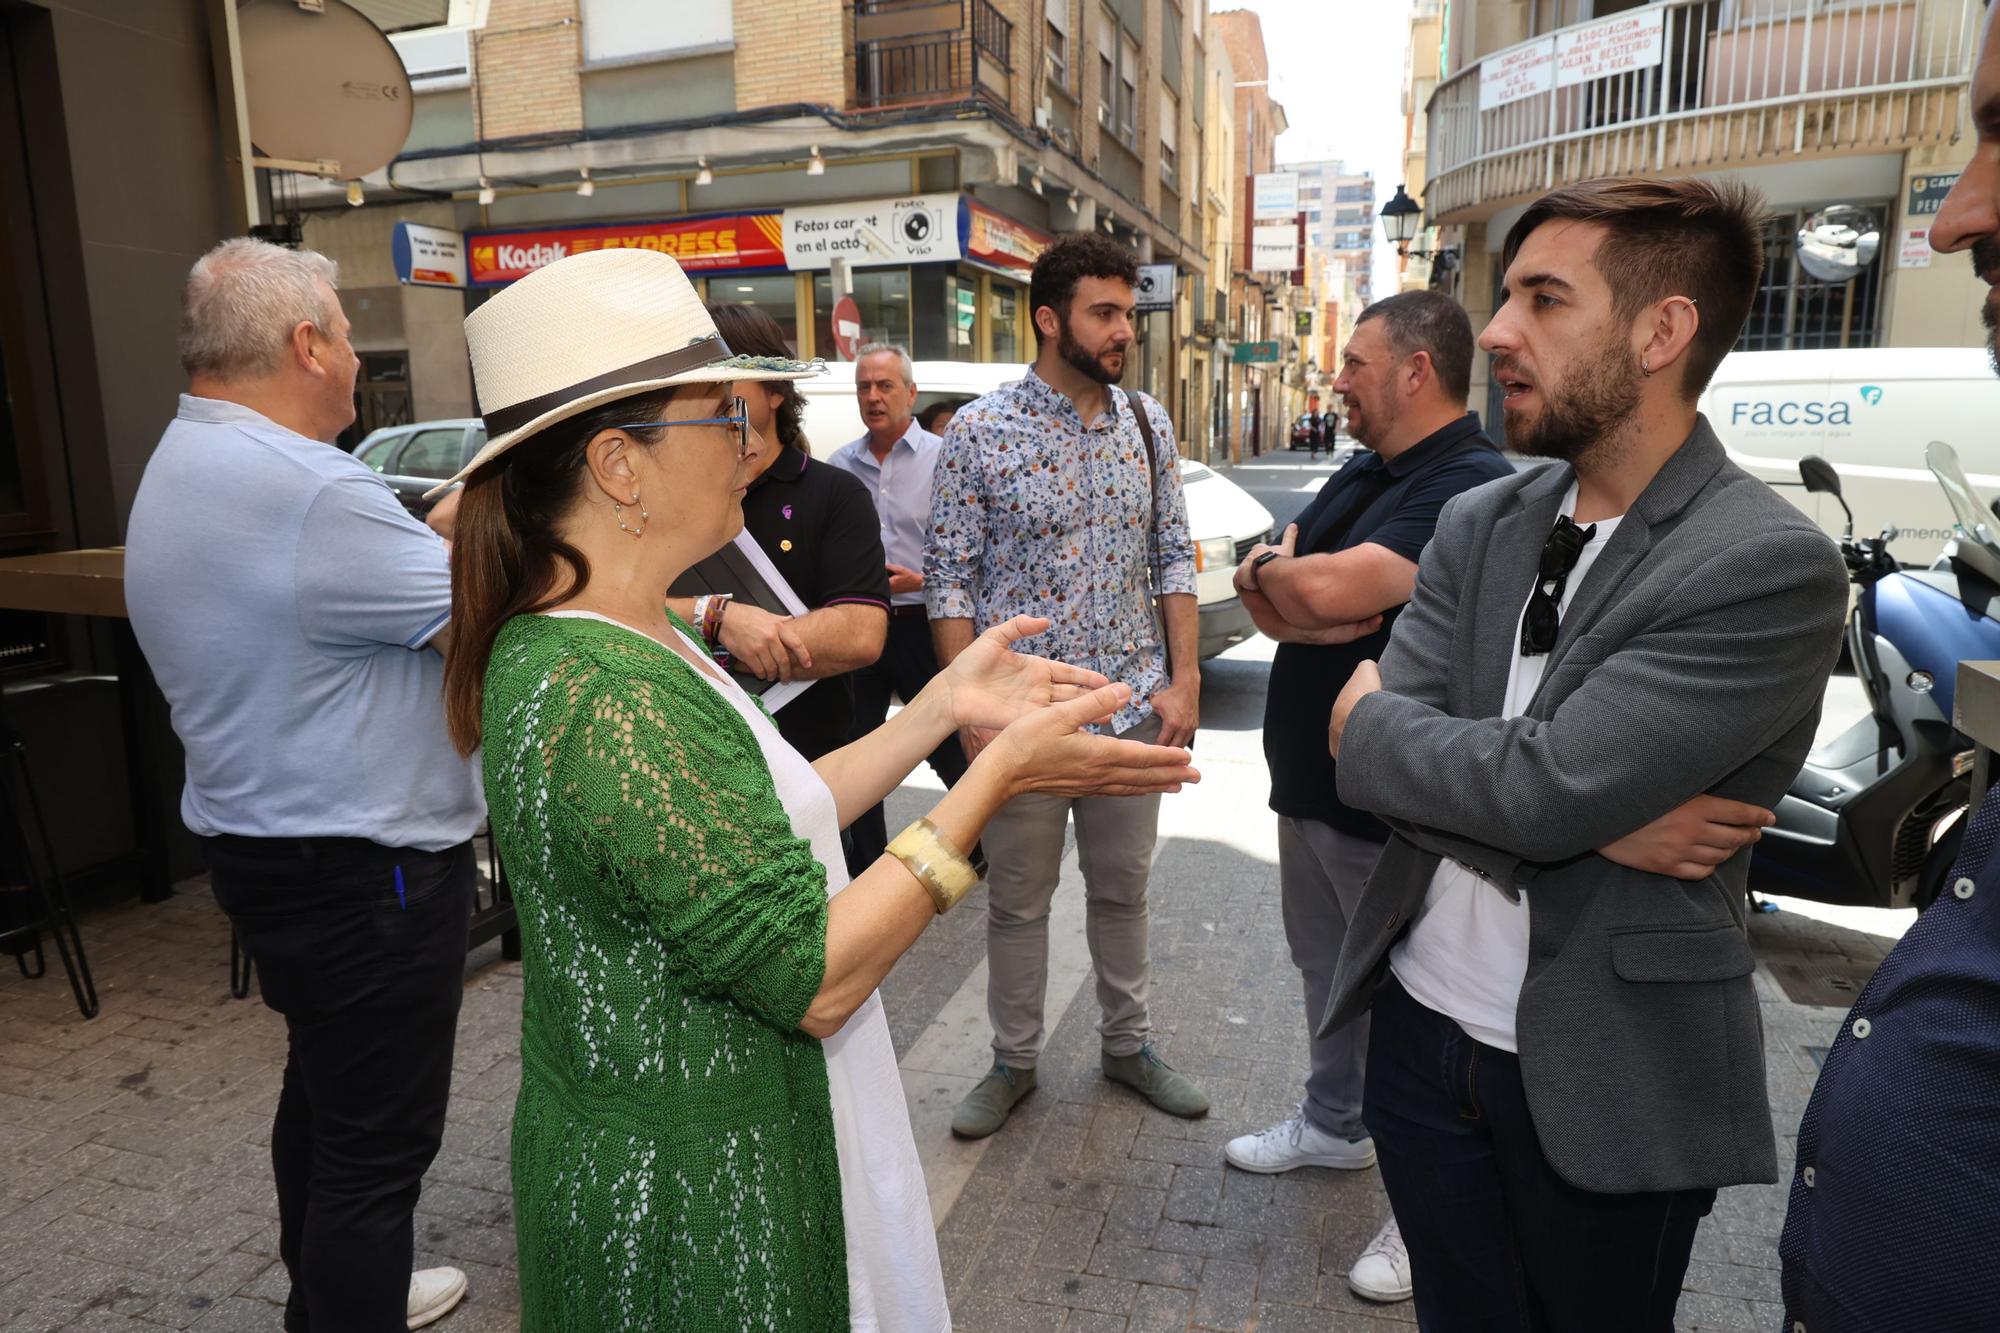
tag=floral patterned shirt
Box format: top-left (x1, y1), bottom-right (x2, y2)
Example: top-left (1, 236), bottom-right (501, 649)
top-left (924, 367), bottom-right (1196, 734)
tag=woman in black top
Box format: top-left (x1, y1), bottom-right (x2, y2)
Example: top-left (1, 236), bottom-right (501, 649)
top-left (668, 304), bottom-right (891, 765)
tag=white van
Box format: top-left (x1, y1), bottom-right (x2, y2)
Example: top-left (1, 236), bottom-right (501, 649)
top-left (799, 361), bottom-right (1275, 659)
top-left (1698, 348), bottom-right (2000, 564)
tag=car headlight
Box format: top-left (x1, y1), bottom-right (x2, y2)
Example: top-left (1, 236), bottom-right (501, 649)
top-left (1194, 536), bottom-right (1235, 572)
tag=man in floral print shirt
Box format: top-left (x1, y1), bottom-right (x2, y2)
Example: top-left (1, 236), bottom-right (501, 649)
top-left (926, 234), bottom-right (1207, 1137)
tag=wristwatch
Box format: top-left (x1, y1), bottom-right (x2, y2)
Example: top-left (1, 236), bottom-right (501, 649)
top-left (1248, 550), bottom-right (1284, 591)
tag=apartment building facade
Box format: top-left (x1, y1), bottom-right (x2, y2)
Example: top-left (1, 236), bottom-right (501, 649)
top-left (1287, 158), bottom-right (1376, 374)
top-left (1417, 0), bottom-right (1989, 424)
top-left (1398, 0), bottom-right (1446, 293)
top-left (292, 0), bottom-right (1248, 457)
top-left (1212, 6), bottom-right (1295, 458)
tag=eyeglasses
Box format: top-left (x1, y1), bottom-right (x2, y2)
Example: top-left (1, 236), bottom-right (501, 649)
top-left (1520, 514), bottom-right (1597, 657)
top-left (609, 396), bottom-right (750, 460)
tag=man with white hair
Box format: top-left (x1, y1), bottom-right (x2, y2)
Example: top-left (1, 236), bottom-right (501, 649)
top-left (830, 342), bottom-right (971, 871)
top-left (125, 238), bottom-right (477, 1331)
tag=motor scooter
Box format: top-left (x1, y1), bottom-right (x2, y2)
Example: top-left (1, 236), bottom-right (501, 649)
top-left (1750, 442), bottom-right (2000, 910)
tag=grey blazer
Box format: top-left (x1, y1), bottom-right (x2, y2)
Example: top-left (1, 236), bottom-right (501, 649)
top-left (1323, 418), bottom-right (1849, 1195)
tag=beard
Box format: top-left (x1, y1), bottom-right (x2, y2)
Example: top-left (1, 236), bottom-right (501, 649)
top-left (1500, 338), bottom-right (1643, 464)
top-left (1976, 237), bottom-right (2000, 379)
top-left (1058, 317), bottom-right (1127, 385)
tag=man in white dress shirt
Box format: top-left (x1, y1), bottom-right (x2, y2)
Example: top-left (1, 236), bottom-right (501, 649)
top-left (829, 343), bottom-right (972, 868)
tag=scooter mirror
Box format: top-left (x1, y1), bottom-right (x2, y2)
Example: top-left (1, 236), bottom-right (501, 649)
top-left (1800, 456), bottom-right (1843, 497)
top-left (1800, 455), bottom-right (1856, 538)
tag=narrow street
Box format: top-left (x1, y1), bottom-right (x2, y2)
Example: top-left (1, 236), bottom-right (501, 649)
top-left (0, 446), bottom-right (1914, 1331)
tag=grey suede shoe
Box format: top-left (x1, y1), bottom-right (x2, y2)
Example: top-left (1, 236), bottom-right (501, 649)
top-left (1103, 1043), bottom-right (1210, 1118)
top-left (951, 1062), bottom-right (1037, 1139)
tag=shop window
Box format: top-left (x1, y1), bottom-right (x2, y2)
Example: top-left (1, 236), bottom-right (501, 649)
top-left (947, 275), bottom-right (977, 357)
top-left (712, 273), bottom-right (801, 354)
top-left (812, 269), bottom-right (914, 358)
top-left (990, 283), bottom-right (1023, 364)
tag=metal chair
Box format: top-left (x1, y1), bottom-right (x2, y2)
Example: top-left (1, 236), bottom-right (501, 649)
top-left (0, 718), bottom-right (98, 1018)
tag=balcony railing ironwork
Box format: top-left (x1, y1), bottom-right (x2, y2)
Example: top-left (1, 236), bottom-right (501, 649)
top-left (852, 0), bottom-right (1014, 112)
top-left (1425, 0), bottom-right (1980, 221)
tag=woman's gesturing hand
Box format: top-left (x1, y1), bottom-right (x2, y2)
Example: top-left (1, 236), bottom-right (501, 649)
top-left (938, 616), bottom-right (1108, 733)
top-left (982, 682), bottom-right (1200, 799)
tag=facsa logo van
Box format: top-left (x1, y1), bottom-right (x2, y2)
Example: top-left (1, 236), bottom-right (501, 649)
top-left (1727, 387), bottom-right (1882, 427)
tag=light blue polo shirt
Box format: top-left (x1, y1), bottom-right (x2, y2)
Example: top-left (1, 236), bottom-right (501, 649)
top-left (125, 396), bottom-right (484, 851)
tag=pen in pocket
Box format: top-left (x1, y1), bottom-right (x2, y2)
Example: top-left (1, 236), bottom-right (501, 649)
top-left (394, 865), bottom-right (407, 910)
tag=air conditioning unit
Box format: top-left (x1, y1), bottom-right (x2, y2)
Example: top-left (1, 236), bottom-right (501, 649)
top-left (1098, 103), bottom-right (1112, 127)
top-left (1035, 100), bottom-right (1053, 130)
top-left (388, 25), bottom-right (472, 93)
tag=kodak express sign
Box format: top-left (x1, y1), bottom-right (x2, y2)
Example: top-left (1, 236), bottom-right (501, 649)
top-left (467, 212), bottom-right (786, 286)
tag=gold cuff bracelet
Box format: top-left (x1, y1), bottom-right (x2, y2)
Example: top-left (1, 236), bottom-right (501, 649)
top-left (887, 817), bottom-right (979, 914)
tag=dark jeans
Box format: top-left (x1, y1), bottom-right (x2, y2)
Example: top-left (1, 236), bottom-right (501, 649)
top-left (847, 611), bottom-right (972, 875)
top-left (1364, 975), bottom-right (1714, 1332)
top-left (209, 835), bottom-right (474, 1333)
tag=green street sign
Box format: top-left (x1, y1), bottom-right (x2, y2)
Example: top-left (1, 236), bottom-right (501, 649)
top-left (1232, 341), bottom-right (1281, 364)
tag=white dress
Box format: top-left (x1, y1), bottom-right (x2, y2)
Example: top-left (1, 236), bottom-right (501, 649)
top-left (548, 611), bottom-right (951, 1333)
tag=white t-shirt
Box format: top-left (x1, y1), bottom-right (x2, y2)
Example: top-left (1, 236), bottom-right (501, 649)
top-left (1387, 485), bottom-right (1624, 1053)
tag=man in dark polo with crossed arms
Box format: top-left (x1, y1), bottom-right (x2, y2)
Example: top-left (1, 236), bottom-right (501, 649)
top-left (1225, 291), bottom-right (1510, 1306)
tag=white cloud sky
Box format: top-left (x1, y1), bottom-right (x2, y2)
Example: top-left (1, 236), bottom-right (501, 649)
top-left (1214, 0), bottom-right (1416, 302)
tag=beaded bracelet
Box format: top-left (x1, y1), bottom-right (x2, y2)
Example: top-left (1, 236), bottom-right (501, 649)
top-left (887, 817), bottom-right (980, 914)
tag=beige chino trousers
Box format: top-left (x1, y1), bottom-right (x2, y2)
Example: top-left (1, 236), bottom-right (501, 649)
top-left (982, 714), bottom-right (1163, 1068)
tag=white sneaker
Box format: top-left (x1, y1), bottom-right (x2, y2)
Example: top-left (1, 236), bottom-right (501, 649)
top-left (1348, 1213), bottom-right (1413, 1303)
top-left (407, 1266), bottom-right (468, 1329)
top-left (1222, 1108), bottom-right (1377, 1173)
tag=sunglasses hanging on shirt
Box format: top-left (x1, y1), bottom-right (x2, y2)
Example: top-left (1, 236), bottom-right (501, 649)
top-left (1520, 514), bottom-right (1597, 657)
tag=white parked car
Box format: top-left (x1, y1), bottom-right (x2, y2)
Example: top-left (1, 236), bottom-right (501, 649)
top-left (1699, 347), bottom-right (2000, 565)
top-left (799, 361), bottom-right (1274, 659)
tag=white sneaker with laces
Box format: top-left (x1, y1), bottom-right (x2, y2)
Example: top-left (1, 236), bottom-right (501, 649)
top-left (1348, 1213), bottom-right (1413, 1303)
top-left (1222, 1108), bottom-right (1377, 1174)
top-left (407, 1266), bottom-right (468, 1329)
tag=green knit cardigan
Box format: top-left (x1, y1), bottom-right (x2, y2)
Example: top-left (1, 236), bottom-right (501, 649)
top-left (481, 613), bottom-right (845, 1332)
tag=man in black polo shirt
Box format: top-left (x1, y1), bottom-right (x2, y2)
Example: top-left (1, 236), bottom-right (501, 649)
top-left (1225, 291), bottom-right (1511, 1305)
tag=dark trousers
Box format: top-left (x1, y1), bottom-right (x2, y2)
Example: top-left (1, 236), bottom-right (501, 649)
top-left (209, 835), bottom-right (474, 1333)
top-left (1364, 975), bottom-right (1714, 1332)
top-left (848, 610), bottom-right (971, 875)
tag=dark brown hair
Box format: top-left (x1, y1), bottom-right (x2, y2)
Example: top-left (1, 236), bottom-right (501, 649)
top-left (1354, 290), bottom-right (1475, 403)
top-left (1501, 176), bottom-right (1767, 401)
top-left (706, 303), bottom-right (807, 450)
top-left (441, 384), bottom-right (718, 754)
top-left (1028, 233), bottom-right (1140, 345)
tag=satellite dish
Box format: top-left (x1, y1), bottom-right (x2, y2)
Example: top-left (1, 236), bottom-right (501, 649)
top-left (1795, 204), bottom-right (1882, 284)
top-left (238, 0), bottom-right (413, 179)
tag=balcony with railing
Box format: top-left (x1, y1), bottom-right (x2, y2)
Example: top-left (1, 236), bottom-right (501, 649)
top-left (1424, 0), bottom-right (1980, 223)
top-left (851, 0), bottom-right (1014, 113)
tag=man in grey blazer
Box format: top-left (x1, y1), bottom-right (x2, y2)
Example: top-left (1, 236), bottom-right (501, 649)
top-left (1322, 177), bottom-right (1850, 1329)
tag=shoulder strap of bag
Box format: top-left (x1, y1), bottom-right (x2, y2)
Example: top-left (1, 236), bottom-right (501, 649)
top-left (1120, 389), bottom-right (1160, 569)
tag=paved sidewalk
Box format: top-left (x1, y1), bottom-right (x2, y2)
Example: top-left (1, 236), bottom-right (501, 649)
top-left (0, 671), bottom-right (1902, 1331)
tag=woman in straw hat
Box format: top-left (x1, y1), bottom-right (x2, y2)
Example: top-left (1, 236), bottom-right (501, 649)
top-left (435, 249), bottom-right (1198, 1332)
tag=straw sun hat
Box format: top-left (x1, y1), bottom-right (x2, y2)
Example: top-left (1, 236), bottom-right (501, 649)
top-left (425, 248), bottom-right (823, 497)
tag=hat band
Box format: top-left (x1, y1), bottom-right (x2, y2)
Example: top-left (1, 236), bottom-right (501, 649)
top-left (480, 336), bottom-right (729, 438)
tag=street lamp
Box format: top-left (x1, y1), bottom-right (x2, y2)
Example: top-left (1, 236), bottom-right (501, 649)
top-left (1380, 184), bottom-right (1457, 266)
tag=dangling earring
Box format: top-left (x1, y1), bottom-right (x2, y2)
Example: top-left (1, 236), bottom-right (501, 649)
top-left (1640, 358), bottom-right (1652, 378)
top-left (613, 490), bottom-right (648, 538)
